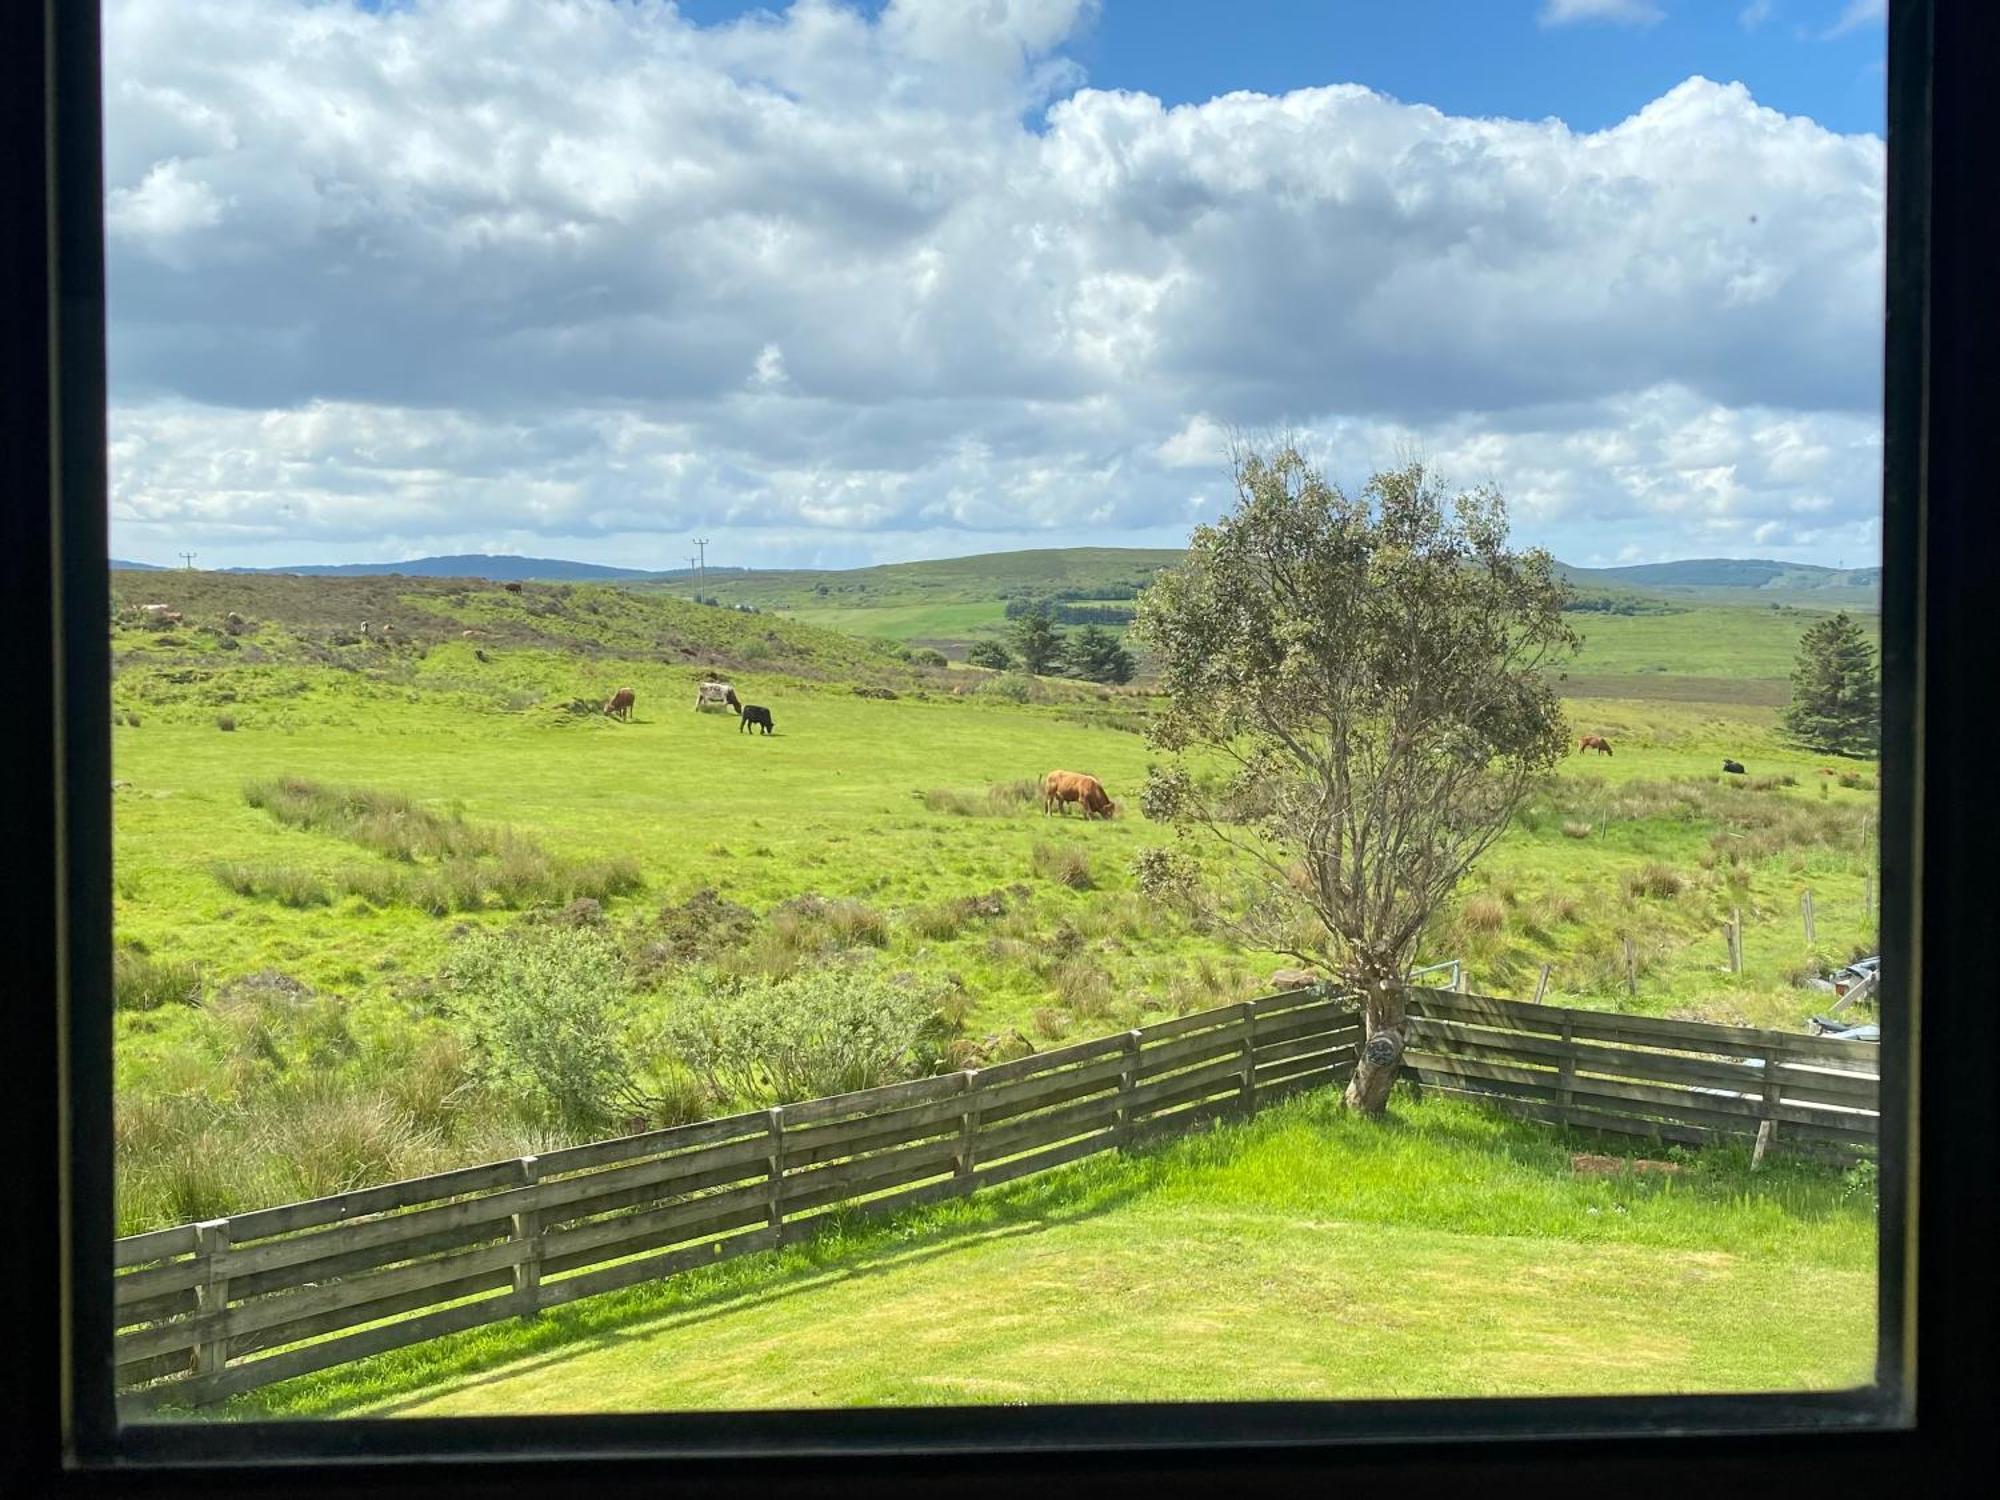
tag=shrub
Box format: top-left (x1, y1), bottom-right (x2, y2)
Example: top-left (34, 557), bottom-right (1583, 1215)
top-left (908, 647), bottom-right (948, 668)
top-left (987, 673), bottom-right (1034, 703)
top-left (1560, 820), bottom-right (1593, 839)
top-left (1131, 846), bottom-right (1202, 907)
top-left (1032, 842), bottom-right (1094, 890)
top-left (657, 967), bottom-right (951, 1107)
top-left (966, 640), bottom-right (1012, 670)
top-left (113, 949), bottom-right (202, 1011)
top-left (216, 714), bottom-right (237, 732)
top-left (441, 926), bottom-right (637, 1133)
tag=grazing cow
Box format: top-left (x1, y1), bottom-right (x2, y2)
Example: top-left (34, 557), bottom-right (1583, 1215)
top-left (1723, 759), bottom-right (1746, 775)
top-left (1042, 770), bottom-right (1114, 820)
top-left (739, 704), bottom-right (774, 735)
top-left (694, 681), bottom-right (741, 713)
top-left (1578, 735), bottom-right (1613, 756)
top-left (504, 581), bottom-right (523, 593)
top-left (603, 687), bottom-right (635, 721)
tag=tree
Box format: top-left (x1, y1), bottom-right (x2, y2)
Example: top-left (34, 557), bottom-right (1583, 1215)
top-left (1010, 611), bottom-right (1066, 675)
top-left (966, 639), bottom-right (1013, 670)
top-left (1781, 612), bottom-right (1879, 756)
top-left (1067, 625), bottom-right (1136, 685)
top-left (1135, 448), bottom-right (1577, 1115)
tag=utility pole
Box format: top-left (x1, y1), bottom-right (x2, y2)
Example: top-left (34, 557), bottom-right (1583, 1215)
top-left (693, 537), bottom-right (710, 597)
top-left (179, 551), bottom-right (197, 571)
top-left (686, 554), bottom-right (700, 600)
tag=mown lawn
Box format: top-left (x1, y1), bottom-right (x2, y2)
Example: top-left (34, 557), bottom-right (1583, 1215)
top-left (206, 1091), bottom-right (1873, 1418)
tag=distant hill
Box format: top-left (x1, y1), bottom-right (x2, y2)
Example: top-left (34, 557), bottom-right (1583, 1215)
top-left (216, 553), bottom-right (690, 583)
top-left (1559, 558), bottom-right (1880, 605)
top-left (111, 559), bottom-right (165, 571)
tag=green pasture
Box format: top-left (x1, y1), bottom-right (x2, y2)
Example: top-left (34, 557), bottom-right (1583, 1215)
top-left (218, 1091), bottom-right (1873, 1417)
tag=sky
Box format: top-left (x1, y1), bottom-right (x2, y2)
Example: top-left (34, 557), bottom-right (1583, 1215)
top-left (103, 0), bottom-right (1889, 572)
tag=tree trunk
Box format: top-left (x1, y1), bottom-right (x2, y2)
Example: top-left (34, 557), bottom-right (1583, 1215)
top-left (1343, 978), bottom-right (1408, 1116)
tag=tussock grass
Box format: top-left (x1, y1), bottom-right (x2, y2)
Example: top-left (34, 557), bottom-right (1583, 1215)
top-left (1032, 842), bottom-right (1094, 890)
top-left (1623, 863), bottom-right (1691, 900)
top-left (113, 948), bottom-right (203, 1011)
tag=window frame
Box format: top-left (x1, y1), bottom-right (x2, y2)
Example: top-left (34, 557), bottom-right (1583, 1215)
top-left (6, 0), bottom-right (1993, 1493)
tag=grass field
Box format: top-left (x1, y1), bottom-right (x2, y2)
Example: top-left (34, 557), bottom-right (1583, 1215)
top-left (210, 1091), bottom-right (1872, 1417)
top-left (109, 567), bottom-right (1881, 1411)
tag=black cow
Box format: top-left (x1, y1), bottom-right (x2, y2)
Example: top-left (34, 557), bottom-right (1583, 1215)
top-left (740, 705), bottom-right (775, 735)
top-left (1722, 759), bottom-right (1746, 774)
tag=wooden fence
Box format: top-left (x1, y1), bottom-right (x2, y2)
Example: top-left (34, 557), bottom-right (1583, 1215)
top-left (1405, 988), bottom-right (1880, 1159)
top-left (113, 985), bottom-right (1879, 1410)
top-left (114, 986), bottom-right (1362, 1409)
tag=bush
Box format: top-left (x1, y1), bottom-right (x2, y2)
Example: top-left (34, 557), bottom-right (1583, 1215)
top-left (1131, 846), bottom-right (1202, 908)
top-left (216, 714), bottom-right (237, 732)
top-left (441, 926), bottom-right (637, 1133)
top-left (1032, 842), bottom-right (1094, 890)
top-left (908, 647), bottom-right (948, 668)
top-left (987, 673), bottom-right (1034, 703)
top-left (113, 948), bottom-right (202, 1011)
top-left (657, 967), bottom-right (951, 1107)
top-left (966, 640), bottom-right (1012, 671)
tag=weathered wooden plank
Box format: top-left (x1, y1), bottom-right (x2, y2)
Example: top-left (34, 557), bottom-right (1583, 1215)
top-left (1254, 1063), bottom-right (1350, 1106)
top-left (775, 1070), bottom-right (971, 1128)
top-left (969, 1128), bottom-right (1118, 1193)
top-left (218, 1158), bottom-right (531, 1245)
top-left (115, 1237), bottom-right (532, 1370)
top-left (1253, 1026), bottom-right (1362, 1069)
top-left (1253, 1049), bottom-right (1359, 1091)
top-left (973, 1032), bottom-right (1128, 1087)
top-left (541, 1201), bottom-right (774, 1281)
top-left (975, 1053), bottom-right (1127, 1118)
top-left (535, 1181), bottom-right (774, 1267)
top-left (1136, 1005), bottom-right (1250, 1043)
top-left (114, 1225), bottom-right (199, 1270)
top-left (532, 1110), bottom-right (770, 1176)
top-left (780, 1141), bottom-right (963, 1217)
top-left (783, 1166), bottom-right (976, 1234)
top-left (536, 1225), bottom-right (787, 1317)
top-left (780, 1087), bottom-right (970, 1160)
top-left (1412, 989), bottom-right (1881, 1066)
top-left (218, 1135), bottom-right (770, 1281)
top-left (974, 1092), bottom-right (1124, 1164)
top-left (223, 1266), bottom-right (520, 1365)
top-left (1126, 1054), bottom-right (1247, 1118)
top-left (535, 1154), bottom-right (774, 1235)
top-left (1409, 1019), bottom-right (1879, 1109)
top-left (1250, 989), bottom-right (1348, 1020)
top-left (135, 1285), bottom-right (524, 1408)
top-left (1246, 998), bottom-right (1355, 1039)
top-left (1134, 1019), bottom-right (1249, 1078)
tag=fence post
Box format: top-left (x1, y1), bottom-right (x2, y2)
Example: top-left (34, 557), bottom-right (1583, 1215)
top-left (956, 1069), bottom-right (980, 1179)
top-left (192, 1218), bottom-right (231, 1378)
top-left (766, 1106), bottom-right (786, 1242)
top-left (1453, 960), bottom-right (1466, 994)
top-left (1753, 1048), bottom-right (1784, 1171)
top-left (510, 1155), bottom-right (543, 1317)
top-left (1556, 1016), bottom-right (1576, 1130)
top-left (1727, 909), bottom-right (1743, 974)
top-left (1801, 888), bottom-right (1816, 945)
top-left (1238, 1001), bottom-right (1257, 1116)
top-left (1622, 935), bottom-right (1637, 997)
top-left (1531, 963), bottom-right (1552, 1005)
top-left (1117, 1029), bottom-right (1143, 1145)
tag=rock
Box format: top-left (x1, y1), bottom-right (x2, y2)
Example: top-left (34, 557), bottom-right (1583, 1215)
top-left (1270, 967), bottom-right (1320, 992)
top-left (1802, 977), bottom-right (1838, 993)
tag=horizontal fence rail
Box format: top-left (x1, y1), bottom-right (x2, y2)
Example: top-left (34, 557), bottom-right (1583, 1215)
top-left (1405, 988), bottom-right (1879, 1160)
top-left (115, 988), bottom-right (1362, 1408)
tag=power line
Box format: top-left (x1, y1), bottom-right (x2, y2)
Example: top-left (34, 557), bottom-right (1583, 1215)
top-left (693, 537), bottom-right (710, 597)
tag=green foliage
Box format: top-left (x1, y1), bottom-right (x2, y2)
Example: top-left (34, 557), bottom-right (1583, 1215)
top-left (1009, 611), bottom-right (1066, 675)
top-left (1066, 624), bottom-right (1137, 685)
top-left (1781, 611), bottom-right (1879, 756)
top-left (966, 639), bottom-right (1013, 670)
top-left (656, 966), bottom-right (953, 1108)
top-left (441, 927), bottom-right (637, 1132)
top-left (1136, 448), bottom-right (1578, 1017)
top-left (908, 647), bottom-right (949, 668)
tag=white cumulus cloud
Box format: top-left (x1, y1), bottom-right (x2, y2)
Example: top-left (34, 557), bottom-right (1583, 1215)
top-left (102, 0), bottom-right (1884, 570)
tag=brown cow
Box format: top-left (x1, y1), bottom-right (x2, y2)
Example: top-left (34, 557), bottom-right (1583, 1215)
top-left (603, 687), bottom-right (636, 721)
top-left (1578, 735), bottom-right (1613, 756)
top-left (1042, 770), bottom-right (1114, 820)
